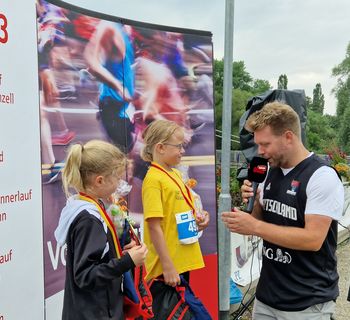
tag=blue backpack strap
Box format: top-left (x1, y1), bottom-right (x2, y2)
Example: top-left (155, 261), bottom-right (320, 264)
top-left (180, 275), bottom-right (212, 320)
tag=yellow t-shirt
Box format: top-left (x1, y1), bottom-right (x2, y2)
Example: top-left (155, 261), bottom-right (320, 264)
top-left (142, 163), bottom-right (204, 280)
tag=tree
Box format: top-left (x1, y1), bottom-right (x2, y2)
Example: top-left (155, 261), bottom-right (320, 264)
top-left (232, 61), bottom-right (253, 91)
top-left (332, 42), bottom-right (350, 150)
top-left (251, 79), bottom-right (272, 95)
top-left (277, 74), bottom-right (288, 89)
top-left (305, 110), bottom-right (336, 153)
top-left (338, 107), bottom-right (350, 153)
top-left (334, 78), bottom-right (350, 119)
top-left (332, 42), bottom-right (350, 86)
top-left (310, 83), bottom-right (325, 114)
top-left (213, 59), bottom-right (224, 93)
top-left (305, 95), bottom-right (312, 110)
top-left (213, 59), bottom-right (271, 149)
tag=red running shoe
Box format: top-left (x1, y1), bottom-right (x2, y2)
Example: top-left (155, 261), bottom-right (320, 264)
top-left (51, 131), bottom-right (76, 146)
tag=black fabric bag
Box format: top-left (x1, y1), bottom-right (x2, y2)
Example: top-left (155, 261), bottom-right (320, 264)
top-left (149, 280), bottom-right (193, 320)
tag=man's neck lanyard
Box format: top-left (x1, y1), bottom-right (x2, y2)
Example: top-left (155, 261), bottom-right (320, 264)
top-left (79, 192), bottom-right (122, 259)
top-left (150, 163), bottom-right (196, 217)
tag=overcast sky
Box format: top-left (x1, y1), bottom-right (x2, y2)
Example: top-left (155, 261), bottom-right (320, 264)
top-left (67, 0), bottom-right (350, 115)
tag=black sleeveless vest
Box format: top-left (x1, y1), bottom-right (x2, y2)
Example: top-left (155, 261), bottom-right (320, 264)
top-left (256, 154), bottom-right (339, 311)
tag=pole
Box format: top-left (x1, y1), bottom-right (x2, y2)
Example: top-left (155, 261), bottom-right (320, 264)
top-left (218, 0), bottom-right (235, 319)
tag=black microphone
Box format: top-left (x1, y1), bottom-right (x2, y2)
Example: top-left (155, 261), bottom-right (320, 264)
top-left (245, 157), bottom-right (268, 213)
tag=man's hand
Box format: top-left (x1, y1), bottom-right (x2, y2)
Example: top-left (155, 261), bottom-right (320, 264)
top-left (241, 179), bottom-right (257, 204)
top-left (221, 207), bottom-right (259, 235)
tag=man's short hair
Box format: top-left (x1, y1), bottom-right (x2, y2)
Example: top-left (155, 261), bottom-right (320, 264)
top-left (245, 101), bottom-right (301, 138)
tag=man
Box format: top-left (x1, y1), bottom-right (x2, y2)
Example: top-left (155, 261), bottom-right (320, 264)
top-left (222, 101), bottom-right (344, 319)
top-left (84, 21), bottom-right (135, 153)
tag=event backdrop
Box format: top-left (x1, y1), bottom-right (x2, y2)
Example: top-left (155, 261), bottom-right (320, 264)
top-left (37, 0), bottom-right (218, 318)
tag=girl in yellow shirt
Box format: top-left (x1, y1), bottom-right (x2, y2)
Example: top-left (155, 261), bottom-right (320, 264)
top-left (141, 120), bottom-right (210, 286)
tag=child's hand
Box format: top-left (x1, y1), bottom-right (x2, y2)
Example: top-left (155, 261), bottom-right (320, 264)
top-left (128, 243), bottom-right (148, 267)
top-left (196, 210), bottom-right (210, 231)
top-left (163, 265), bottom-right (180, 287)
top-left (122, 239), bottom-right (136, 253)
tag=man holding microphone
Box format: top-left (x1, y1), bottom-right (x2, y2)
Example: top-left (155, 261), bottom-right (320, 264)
top-left (222, 101), bottom-right (344, 319)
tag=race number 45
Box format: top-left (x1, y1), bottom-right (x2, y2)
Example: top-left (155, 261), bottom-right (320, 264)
top-left (188, 220), bottom-right (198, 233)
top-left (0, 13), bottom-right (9, 44)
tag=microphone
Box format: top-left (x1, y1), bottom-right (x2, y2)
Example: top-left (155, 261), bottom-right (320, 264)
top-left (245, 156), bottom-right (268, 213)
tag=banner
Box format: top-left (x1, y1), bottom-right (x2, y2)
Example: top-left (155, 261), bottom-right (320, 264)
top-left (231, 234), bottom-right (262, 287)
top-left (0, 1), bottom-right (45, 319)
top-left (36, 0), bottom-right (218, 318)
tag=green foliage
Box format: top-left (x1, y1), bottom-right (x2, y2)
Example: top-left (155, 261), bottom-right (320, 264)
top-left (232, 61), bottom-right (253, 91)
top-left (305, 110), bottom-right (336, 153)
top-left (216, 165), bottom-right (242, 207)
top-left (334, 78), bottom-right (350, 119)
top-left (231, 89), bottom-right (252, 140)
top-left (332, 41), bottom-right (350, 151)
top-left (251, 79), bottom-right (272, 94)
top-left (332, 42), bottom-right (350, 84)
top-left (214, 59), bottom-right (271, 150)
top-left (310, 83), bottom-right (325, 114)
top-left (338, 107), bottom-right (350, 153)
top-left (305, 96), bottom-right (312, 109)
top-left (213, 59), bottom-right (224, 92)
top-left (214, 58), bottom-right (340, 154)
top-left (277, 74), bottom-right (288, 89)
top-left (305, 84), bottom-right (329, 151)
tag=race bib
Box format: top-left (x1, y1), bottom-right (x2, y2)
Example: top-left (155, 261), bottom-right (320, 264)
top-left (175, 210), bottom-right (199, 245)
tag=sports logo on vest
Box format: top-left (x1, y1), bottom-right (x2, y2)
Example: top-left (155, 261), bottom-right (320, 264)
top-left (286, 180), bottom-right (300, 196)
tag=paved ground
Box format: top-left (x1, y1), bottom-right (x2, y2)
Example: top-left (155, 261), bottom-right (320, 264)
top-left (334, 238), bottom-right (350, 319)
top-left (232, 238), bottom-right (350, 320)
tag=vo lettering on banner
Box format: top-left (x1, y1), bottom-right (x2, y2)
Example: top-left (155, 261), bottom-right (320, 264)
top-left (0, 13), bottom-right (9, 44)
top-left (47, 241), bottom-right (67, 270)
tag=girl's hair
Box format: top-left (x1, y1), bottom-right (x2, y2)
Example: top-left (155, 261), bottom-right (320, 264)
top-left (141, 120), bottom-right (183, 162)
top-left (245, 101), bottom-right (301, 138)
top-left (62, 140), bottom-right (126, 197)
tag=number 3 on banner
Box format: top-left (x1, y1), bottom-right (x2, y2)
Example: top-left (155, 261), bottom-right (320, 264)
top-left (0, 13), bottom-right (9, 44)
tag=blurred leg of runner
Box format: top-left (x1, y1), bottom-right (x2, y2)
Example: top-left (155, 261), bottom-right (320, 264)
top-left (40, 107), bottom-right (62, 184)
top-left (49, 45), bottom-right (76, 145)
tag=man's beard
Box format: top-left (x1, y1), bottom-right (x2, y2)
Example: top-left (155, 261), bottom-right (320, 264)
top-left (268, 155), bottom-right (284, 168)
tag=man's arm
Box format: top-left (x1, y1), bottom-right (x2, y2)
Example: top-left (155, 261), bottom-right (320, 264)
top-left (223, 168), bottom-right (341, 251)
top-left (255, 213), bottom-right (332, 250)
top-left (222, 209), bottom-right (332, 251)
